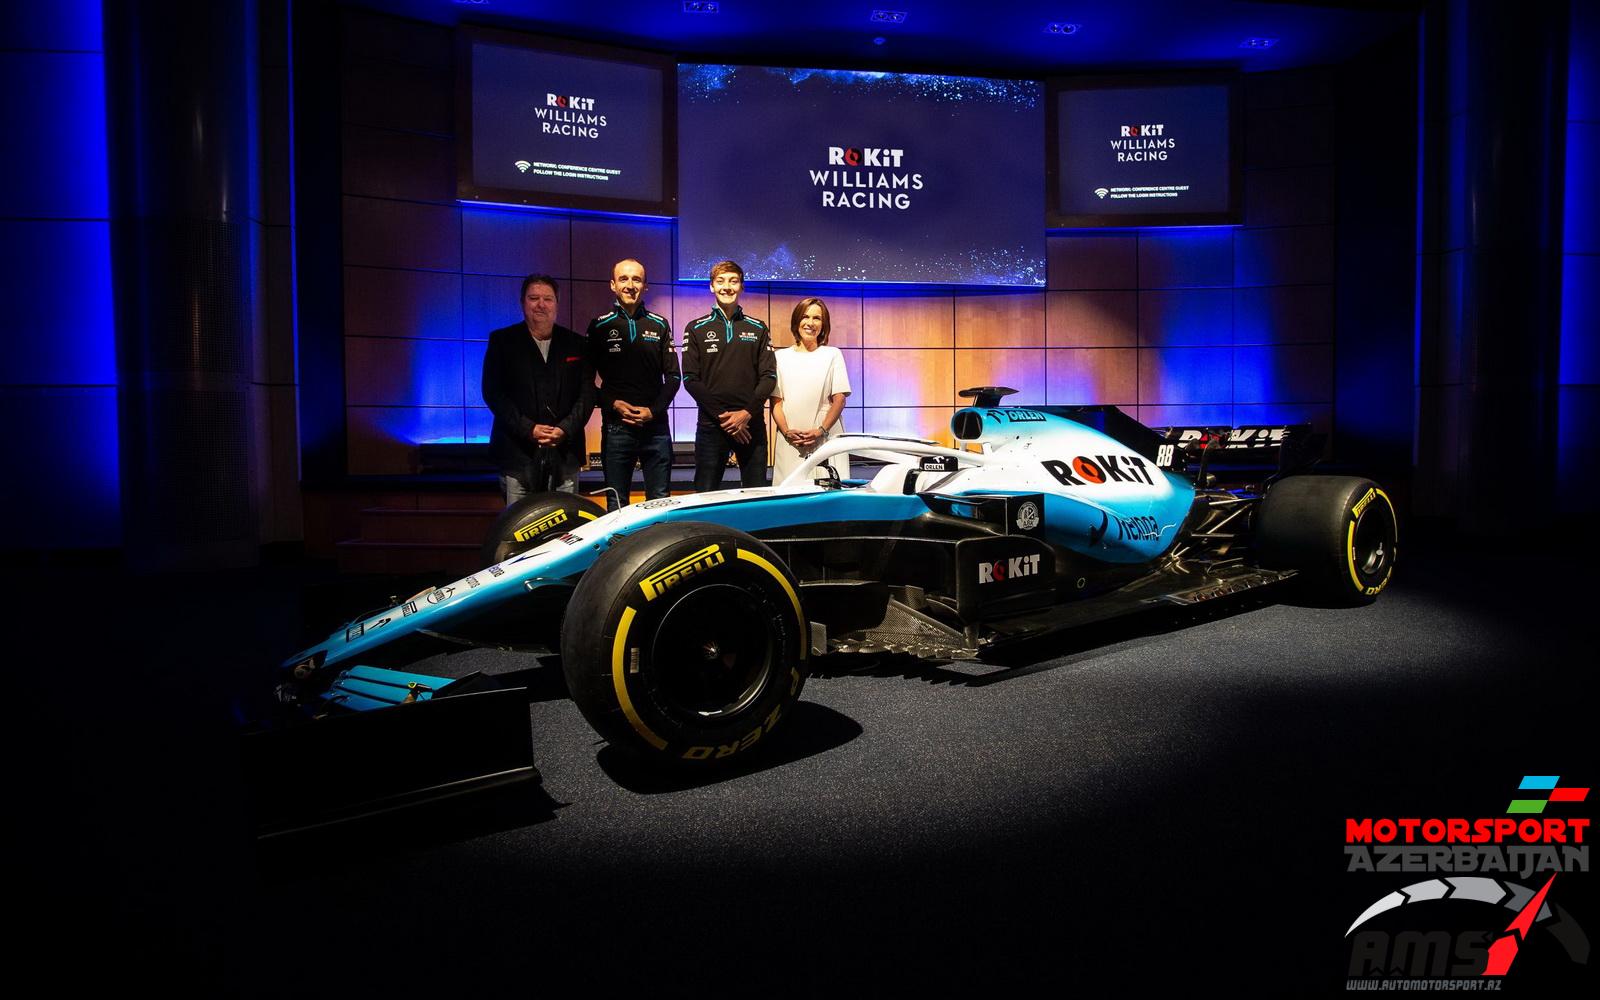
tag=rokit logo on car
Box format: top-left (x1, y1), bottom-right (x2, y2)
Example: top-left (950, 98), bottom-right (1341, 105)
top-left (1042, 453), bottom-right (1156, 487)
top-left (978, 553), bottom-right (1042, 584)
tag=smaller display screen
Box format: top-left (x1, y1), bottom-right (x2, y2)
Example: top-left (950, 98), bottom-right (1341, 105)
top-left (460, 33), bottom-right (673, 215)
top-left (1050, 79), bottom-right (1238, 227)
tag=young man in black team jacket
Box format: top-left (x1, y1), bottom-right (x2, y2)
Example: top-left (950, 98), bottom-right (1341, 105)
top-left (481, 274), bottom-right (595, 505)
top-left (586, 258), bottom-right (680, 509)
top-left (680, 259), bottom-right (777, 492)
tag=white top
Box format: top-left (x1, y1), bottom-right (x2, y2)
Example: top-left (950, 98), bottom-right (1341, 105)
top-left (772, 344), bottom-right (852, 483)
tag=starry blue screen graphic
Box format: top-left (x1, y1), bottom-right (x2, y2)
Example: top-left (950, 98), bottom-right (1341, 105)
top-left (678, 65), bottom-right (1045, 286)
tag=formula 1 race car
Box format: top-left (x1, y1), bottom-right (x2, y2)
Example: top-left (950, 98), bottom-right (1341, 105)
top-left (278, 388), bottom-right (1397, 768)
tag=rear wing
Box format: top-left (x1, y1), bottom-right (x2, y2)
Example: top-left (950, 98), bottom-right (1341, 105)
top-left (1151, 424), bottom-right (1323, 480)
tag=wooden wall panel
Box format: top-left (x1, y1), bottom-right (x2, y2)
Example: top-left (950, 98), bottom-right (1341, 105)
top-left (341, 62), bottom-right (452, 133)
top-left (861, 407), bottom-right (955, 446)
top-left (465, 406), bottom-right (490, 442)
top-left (1138, 289), bottom-right (1233, 347)
top-left (341, 125), bottom-right (453, 203)
top-left (1245, 104), bottom-right (1334, 168)
top-left (1234, 225), bottom-right (1335, 286)
top-left (342, 196), bottom-right (460, 271)
top-left (345, 337), bottom-right (464, 406)
top-left (1137, 403), bottom-right (1234, 429)
top-left (862, 295), bottom-right (953, 348)
top-left (461, 209), bottom-right (570, 278)
top-left (954, 349), bottom-right (1046, 404)
top-left (861, 348), bottom-right (953, 406)
top-left (773, 288), bottom-right (864, 348)
top-left (1235, 402), bottom-right (1335, 435)
top-left (463, 274), bottom-right (544, 339)
top-left (1244, 166), bottom-right (1334, 227)
top-left (1233, 285), bottom-right (1334, 345)
top-left (340, 9), bottom-right (451, 69)
top-left (1138, 230), bottom-right (1233, 288)
top-left (1046, 290), bottom-right (1137, 348)
top-left (1138, 347), bottom-right (1234, 405)
top-left (462, 340), bottom-right (488, 409)
top-left (570, 218), bottom-right (673, 283)
top-left (569, 279), bottom-right (618, 334)
top-left (343, 267), bottom-right (462, 339)
top-left (1244, 67), bottom-right (1332, 111)
top-left (1045, 348), bottom-right (1137, 405)
top-left (1233, 345), bottom-right (1334, 403)
top-left (954, 292), bottom-right (1045, 348)
top-left (1047, 234), bottom-right (1136, 289)
top-left (347, 406), bottom-right (463, 475)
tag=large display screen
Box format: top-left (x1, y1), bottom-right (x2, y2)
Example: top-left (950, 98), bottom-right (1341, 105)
top-left (457, 29), bottom-right (675, 216)
top-left (678, 65), bottom-right (1045, 286)
top-left (1048, 76), bottom-right (1239, 228)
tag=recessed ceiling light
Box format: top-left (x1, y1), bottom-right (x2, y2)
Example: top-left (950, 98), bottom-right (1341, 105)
top-left (683, 1), bottom-right (720, 13)
top-left (1045, 22), bottom-right (1081, 36)
top-left (1240, 37), bottom-right (1279, 49)
top-left (870, 10), bottom-right (908, 24)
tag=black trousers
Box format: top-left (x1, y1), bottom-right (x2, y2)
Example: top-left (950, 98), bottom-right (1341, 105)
top-left (693, 419), bottom-right (767, 492)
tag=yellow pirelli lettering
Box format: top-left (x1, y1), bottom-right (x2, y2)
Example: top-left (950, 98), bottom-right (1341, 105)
top-left (736, 549), bottom-right (807, 660)
top-left (639, 544), bottom-right (724, 601)
top-left (512, 508), bottom-right (568, 542)
top-left (610, 606), bottom-right (666, 750)
top-left (1347, 521), bottom-right (1362, 592)
top-left (1351, 488), bottom-right (1376, 520)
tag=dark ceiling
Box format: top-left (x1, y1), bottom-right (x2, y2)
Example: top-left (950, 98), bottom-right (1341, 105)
top-left (352, 0), bottom-right (1420, 75)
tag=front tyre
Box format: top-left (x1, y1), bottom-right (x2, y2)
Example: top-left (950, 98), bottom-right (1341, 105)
top-left (561, 522), bottom-right (809, 766)
top-left (1255, 476), bottom-right (1398, 604)
top-left (481, 492), bottom-right (605, 566)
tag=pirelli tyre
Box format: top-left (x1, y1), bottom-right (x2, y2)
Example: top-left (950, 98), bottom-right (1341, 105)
top-left (561, 522), bottom-right (809, 765)
top-left (481, 492), bottom-right (605, 566)
top-left (1254, 475), bottom-right (1397, 604)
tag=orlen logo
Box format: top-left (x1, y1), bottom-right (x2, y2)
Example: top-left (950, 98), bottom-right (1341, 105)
top-left (547, 93), bottom-right (596, 111)
top-left (978, 553), bottom-right (1042, 584)
top-left (827, 146), bottom-right (905, 168)
top-left (1120, 124), bottom-right (1165, 136)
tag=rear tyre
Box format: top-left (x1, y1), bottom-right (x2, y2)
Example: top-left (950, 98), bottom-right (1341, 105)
top-left (1255, 476), bottom-right (1397, 604)
top-left (561, 522), bottom-right (809, 766)
top-left (481, 492), bottom-right (605, 566)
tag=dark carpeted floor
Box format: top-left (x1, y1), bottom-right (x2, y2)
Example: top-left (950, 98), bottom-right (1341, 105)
top-left (14, 539), bottom-right (1594, 996)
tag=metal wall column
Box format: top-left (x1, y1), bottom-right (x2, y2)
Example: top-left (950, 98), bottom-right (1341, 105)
top-left (105, 0), bottom-right (262, 569)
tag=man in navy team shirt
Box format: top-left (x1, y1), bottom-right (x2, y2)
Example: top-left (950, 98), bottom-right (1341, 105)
top-left (680, 260), bottom-right (777, 492)
top-left (585, 258), bottom-right (680, 509)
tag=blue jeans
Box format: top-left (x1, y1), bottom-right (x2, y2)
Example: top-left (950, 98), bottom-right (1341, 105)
top-left (601, 420), bottom-right (673, 509)
top-left (693, 419), bottom-right (768, 492)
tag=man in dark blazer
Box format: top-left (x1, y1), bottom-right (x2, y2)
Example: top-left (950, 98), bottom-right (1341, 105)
top-left (481, 274), bottom-right (596, 505)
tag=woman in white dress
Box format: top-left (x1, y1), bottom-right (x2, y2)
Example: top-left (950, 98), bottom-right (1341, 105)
top-left (771, 297), bottom-right (852, 483)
